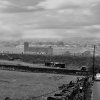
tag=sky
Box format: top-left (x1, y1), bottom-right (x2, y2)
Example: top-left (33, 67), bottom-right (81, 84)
top-left (0, 0), bottom-right (100, 40)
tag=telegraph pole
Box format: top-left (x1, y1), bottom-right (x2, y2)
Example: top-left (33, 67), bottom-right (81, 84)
top-left (92, 45), bottom-right (96, 81)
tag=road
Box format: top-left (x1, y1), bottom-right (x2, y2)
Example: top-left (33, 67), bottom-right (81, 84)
top-left (93, 81), bottom-right (100, 100)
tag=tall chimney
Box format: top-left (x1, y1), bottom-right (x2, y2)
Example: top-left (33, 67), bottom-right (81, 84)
top-left (24, 42), bottom-right (29, 52)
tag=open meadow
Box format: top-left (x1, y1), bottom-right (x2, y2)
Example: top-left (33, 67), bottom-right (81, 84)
top-left (0, 70), bottom-right (81, 100)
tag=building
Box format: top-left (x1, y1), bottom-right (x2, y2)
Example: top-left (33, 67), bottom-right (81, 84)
top-left (53, 47), bottom-right (67, 55)
top-left (81, 51), bottom-right (91, 57)
top-left (24, 42), bottom-right (53, 55)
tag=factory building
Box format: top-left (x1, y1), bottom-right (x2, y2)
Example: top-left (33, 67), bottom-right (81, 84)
top-left (24, 42), bottom-right (53, 55)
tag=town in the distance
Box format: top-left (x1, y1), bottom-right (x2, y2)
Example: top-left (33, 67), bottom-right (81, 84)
top-left (0, 37), bottom-right (100, 56)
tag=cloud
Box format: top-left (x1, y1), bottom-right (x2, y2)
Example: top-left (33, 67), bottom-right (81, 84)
top-left (26, 9), bottom-right (95, 28)
top-left (84, 25), bottom-right (100, 29)
top-left (0, 21), bottom-right (13, 31)
top-left (91, 3), bottom-right (100, 20)
top-left (24, 6), bottom-right (37, 10)
top-left (0, 19), bottom-right (23, 40)
top-left (0, 0), bottom-right (100, 40)
top-left (0, 0), bottom-right (45, 13)
top-left (23, 29), bottom-right (61, 39)
top-left (0, 0), bottom-right (12, 9)
top-left (37, 0), bottom-right (100, 9)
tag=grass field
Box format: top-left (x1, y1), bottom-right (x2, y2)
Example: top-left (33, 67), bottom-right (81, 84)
top-left (0, 70), bottom-right (81, 100)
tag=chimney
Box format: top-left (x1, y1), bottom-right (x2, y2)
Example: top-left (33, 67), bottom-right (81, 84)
top-left (24, 42), bottom-right (29, 52)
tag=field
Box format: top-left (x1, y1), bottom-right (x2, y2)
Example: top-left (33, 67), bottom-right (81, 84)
top-left (1, 53), bottom-right (100, 72)
top-left (0, 70), bottom-right (81, 100)
top-left (0, 54), bottom-right (92, 68)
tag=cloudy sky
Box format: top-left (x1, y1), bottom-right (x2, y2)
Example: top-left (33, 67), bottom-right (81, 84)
top-left (0, 0), bottom-right (100, 40)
